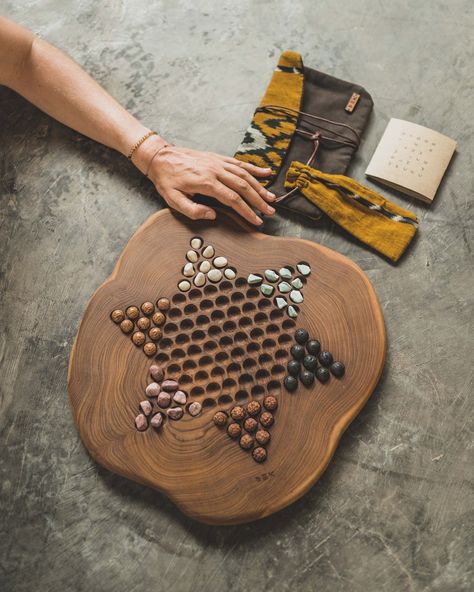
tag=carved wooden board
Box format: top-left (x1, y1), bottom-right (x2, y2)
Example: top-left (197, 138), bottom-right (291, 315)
top-left (68, 209), bottom-right (386, 525)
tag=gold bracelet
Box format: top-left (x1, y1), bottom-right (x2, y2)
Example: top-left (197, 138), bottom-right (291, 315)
top-left (127, 130), bottom-right (157, 160)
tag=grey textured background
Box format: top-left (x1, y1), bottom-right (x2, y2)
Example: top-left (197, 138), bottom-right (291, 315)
top-left (1, 1), bottom-right (473, 591)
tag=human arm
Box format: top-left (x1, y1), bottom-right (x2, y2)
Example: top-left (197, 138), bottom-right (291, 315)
top-left (0, 17), bottom-right (275, 224)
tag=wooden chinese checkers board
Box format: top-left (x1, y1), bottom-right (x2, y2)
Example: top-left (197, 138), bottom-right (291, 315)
top-left (68, 209), bottom-right (386, 525)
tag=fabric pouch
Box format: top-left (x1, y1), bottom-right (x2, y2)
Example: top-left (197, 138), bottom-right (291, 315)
top-left (234, 51), bottom-right (374, 220)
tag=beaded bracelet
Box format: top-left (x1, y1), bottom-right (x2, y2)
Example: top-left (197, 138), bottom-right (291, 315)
top-left (127, 130), bottom-right (157, 160)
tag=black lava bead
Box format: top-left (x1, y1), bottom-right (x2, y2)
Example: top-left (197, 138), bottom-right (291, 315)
top-left (330, 361), bottom-right (345, 378)
top-left (290, 344), bottom-right (305, 360)
top-left (284, 375), bottom-right (298, 392)
top-left (319, 351), bottom-right (333, 367)
top-left (303, 355), bottom-right (318, 372)
top-left (306, 339), bottom-right (321, 356)
top-left (287, 359), bottom-right (301, 377)
top-left (316, 367), bottom-right (330, 383)
top-left (300, 370), bottom-right (315, 387)
top-left (294, 328), bottom-right (309, 345)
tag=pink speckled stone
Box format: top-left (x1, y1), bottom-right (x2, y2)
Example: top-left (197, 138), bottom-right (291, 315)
top-left (188, 402), bottom-right (202, 417)
top-left (145, 382), bottom-right (161, 397)
top-left (149, 364), bottom-right (164, 382)
top-left (161, 379), bottom-right (179, 392)
top-left (167, 407), bottom-right (183, 420)
top-left (173, 390), bottom-right (187, 405)
top-left (150, 413), bottom-right (163, 429)
top-left (157, 392), bottom-right (171, 408)
top-left (135, 414), bottom-right (148, 431)
top-left (139, 400), bottom-right (152, 416)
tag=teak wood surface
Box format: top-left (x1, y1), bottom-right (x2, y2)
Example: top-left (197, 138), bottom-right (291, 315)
top-left (68, 209), bottom-right (386, 525)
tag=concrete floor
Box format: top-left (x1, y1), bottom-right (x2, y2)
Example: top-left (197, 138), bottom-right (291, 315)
top-left (1, 1), bottom-right (473, 591)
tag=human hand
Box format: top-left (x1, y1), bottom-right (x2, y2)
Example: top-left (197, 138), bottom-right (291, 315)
top-left (133, 138), bottom-right (275, 225)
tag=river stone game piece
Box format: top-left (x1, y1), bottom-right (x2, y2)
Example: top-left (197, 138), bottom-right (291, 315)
top-left (69, 209), bottom-right (385, 525)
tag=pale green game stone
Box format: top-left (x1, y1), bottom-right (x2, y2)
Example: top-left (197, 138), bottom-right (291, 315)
top-left (276, 297), bottom-right (287, 309)
top-left (264, 269), bottom-right (279, 282)
top-left (261, 283), bottom-right (274, 296)
top-left (290, 290), bottom-right (303, 303)
top-left (297, 263), bottom-right (311, 276)
top-left (278, 282), bottom-right (291, 293)
top-left (291, 277), bottom-right (303, 289)
top-left (279, 267), bottom-right (292, 279)
top-left (248, 273), bottom-right (263, 285)
top-left (288, 305), bottom-right (298, 318)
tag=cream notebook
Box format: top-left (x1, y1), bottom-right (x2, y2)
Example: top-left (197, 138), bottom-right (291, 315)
top-left (365, 118), bottom-right (456, 203)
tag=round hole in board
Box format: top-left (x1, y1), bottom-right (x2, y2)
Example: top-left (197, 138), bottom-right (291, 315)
top-left (187, 344), bottom-right (202, 356)
top-left (171, 348), bottom-right (186, 360)
top-left (168, 307), bottom-right (182, 319)
top-left (172, 293), bottom-right (186, 305)
top-left (184, 303), bottom-right (198, 315)
top-left (188, 288), bottom-right (202, 301)
top-left (216, 295), bottom-right (230, 307)
top-left (175, 333), bottom-right (190, 345)
top-left (202, 398), bottom-right (217, 408)
top-left (196, 315), bottom-right (210, 326)
top-left (191, 386), bottom-right (204, 397)
top-left (204, 285), bottom-right (218, 296)
top-left (180, 318), bottom-right (194, 331)
top-left (219, 335), bottom-right (233, 348)
top-left (235, 390), bottom-right (249, 401)
top-left (183, 359), bottom-right (197, 371)
top-left (218, 394), bottom-right (233, 405)
top-left (231, 291), bottom-right (245, 303)
top-left (251, 385), bottom-right (265, 397)
top-left (163, 321), bottom-right (179, 333)
top-left (239, 317), bottom-right (252, 328)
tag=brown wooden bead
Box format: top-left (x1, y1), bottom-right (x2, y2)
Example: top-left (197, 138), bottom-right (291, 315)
top-left (141, 301), bottom-right (155, 315)
top-left (126, 306), bottom-right (140, 320)
top-left (143, 342), bottom-right (157, 357)
top-left (260, 411), bottom-right (274, 428)
top-left (244, 417), bottom-right (258, 433)
top-left (152, 311), bottom-right (166, 326)
top-left (111, 309), bottom-right (125, 323)
top-left (136, 316), bottom-right (151, 331)
top-left (240, 434), bottom-right (254, 450)
top-left (213, 411), bottom-right (228, 427)
top-left (157, 298), bottom-right (170, 311)
top-left (148, 327), bottom-right (162, 341)
top-left (252, 446), bottom-right (267, 463)
top-left (247, 400), bottom-right (261, 416)
top-left (227, 422), bottom-right (241, 439)
top-left (120, 319), bottom-right (134, 334)
top-left (230, 405), bottom-right (246, 421)
top-left (255, 429), bottom-right (271, 445)
top-left (132, 331), bottom-right (146, 346)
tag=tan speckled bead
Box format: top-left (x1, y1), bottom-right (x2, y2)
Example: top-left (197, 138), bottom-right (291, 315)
top-left (141, 301), bottom-right (154, 315)
top-left (227, 422), bottom-right (241, 439)
top-left (259, 411), bottom-right (274, 428)
top-left (132, 331), bottom-right (146, 346)
top-left (156, 298), bottom-right (170, 311)
top-left (120, 319), bottom-right (134, 334)
top-left (126, 306), bottom-right (140, 320)
top-left (252, 446), bottom-right (267, 463)
top-left (247, 400), bottom-right (261, 416)
top-left (230, 405), bottom-right (246, 421)
top-left (148, 327), bottom-right (162, 341)
top-left (255, 429), bottom-right (271, 445)
top-left (111, 309), bottom-right (125, 323)
top-left (213, 411), bottom-right (228, 427)
top-left (152, 311), bottom-right (166, 326)
top-left (240, 434), bottom-right (254, 450)
top-left (244, 417), bottom-right (258, 433)
top-left (263, 395), bottom-right (278, 411)
top-left (136, 316), bottom-right (151, 331)
top-left (143, 342), bottom-right (157, 357)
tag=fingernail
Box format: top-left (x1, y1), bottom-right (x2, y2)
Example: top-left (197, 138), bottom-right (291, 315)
top-left (255, 216), bottom-right (263, 225)
top-left (205, 211), bottom-right (215, 219)
top-left (266, 205), bottom-right (275, 214)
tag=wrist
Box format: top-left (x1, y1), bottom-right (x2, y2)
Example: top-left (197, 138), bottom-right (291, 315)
top-left (131, 133), bottom-right (169, 175)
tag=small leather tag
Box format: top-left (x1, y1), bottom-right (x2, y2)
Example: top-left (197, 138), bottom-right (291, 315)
top-left (345, 93), bottom-right (361, 113)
